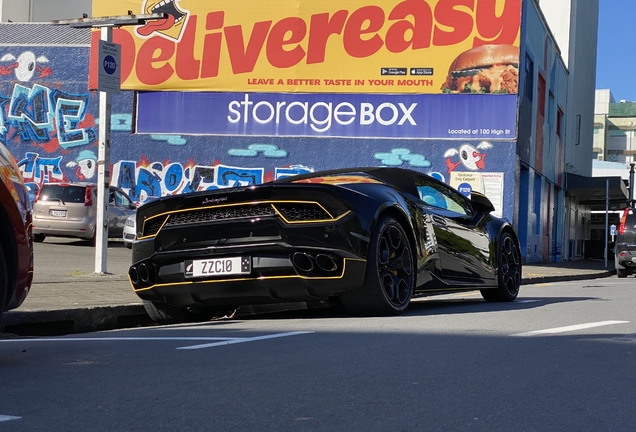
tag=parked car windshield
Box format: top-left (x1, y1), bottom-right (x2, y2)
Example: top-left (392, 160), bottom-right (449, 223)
top-left (40, 184), bottom-right (87, 203)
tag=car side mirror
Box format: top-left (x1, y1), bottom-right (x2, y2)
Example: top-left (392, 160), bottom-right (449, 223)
top-left (470, 191), bottom-right (495, 214)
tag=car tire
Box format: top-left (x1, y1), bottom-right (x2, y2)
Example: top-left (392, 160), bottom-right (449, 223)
top-left (0, 245), bottom-right (7, 319)
top-left (142, 300), bottom-right (236, 324)
top-left (617, 267), bottom-right (629, 278)
top-left (481, 232), bottom-right (521, 302)
top-left (340, 216), bottom-right (414, 316)
top-left (33, 234), bottom-right (45, 243)
top-left (125, 242), bottom-right (132, 249)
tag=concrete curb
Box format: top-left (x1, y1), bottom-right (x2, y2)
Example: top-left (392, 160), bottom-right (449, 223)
top-left (1, 304), bottom-right (150, 336)
top-left (520, 270), bottom-right (616, 285)
top-left (1, 272), bottom-right (617, 337)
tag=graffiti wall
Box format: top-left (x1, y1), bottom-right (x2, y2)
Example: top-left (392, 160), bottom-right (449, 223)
top-left (0, 45), bottom-right (517, 221)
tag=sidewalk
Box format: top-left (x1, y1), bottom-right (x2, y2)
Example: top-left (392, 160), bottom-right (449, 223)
top-left (1, 258), bottom-right (617, 335)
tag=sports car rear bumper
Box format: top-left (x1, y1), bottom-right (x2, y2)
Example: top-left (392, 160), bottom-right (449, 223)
top-left (129, 243), bottom-right (367, 307)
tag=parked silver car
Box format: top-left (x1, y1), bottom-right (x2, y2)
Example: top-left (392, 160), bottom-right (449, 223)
top-left (123, 213), bottom-right (136, 249)
top-left (32, 183), bottom-right (136, 245)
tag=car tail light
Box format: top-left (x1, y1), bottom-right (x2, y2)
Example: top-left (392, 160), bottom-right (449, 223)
top-left (84, 186), bottom-right (93, 207)
top-left (618, 208), bottom-right (629, 235)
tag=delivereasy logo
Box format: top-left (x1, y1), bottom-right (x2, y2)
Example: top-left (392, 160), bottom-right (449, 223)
top-left (135, 0), bottom-right (190, 42)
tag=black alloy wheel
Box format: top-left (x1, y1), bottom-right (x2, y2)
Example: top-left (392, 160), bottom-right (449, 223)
top-left (481, 232), bottom-right (521, 302)
top-left (340, 216), bottom-right (414, 315)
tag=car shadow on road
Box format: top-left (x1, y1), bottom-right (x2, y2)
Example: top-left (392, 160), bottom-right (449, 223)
top-left (406, 296), bottom-right (604, 316)
top-left (233, 296), bottom-right (605, 320)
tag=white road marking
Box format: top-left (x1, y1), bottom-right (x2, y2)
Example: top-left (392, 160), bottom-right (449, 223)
top-left (516, 299), bottom-right (542, 304)
top-left (0, 332), bottom-right (315, 350)
top-left (0, 415), bottom-right (21, 422)
top-left (511, 321), bottom-right (629, 337)
top-left (177, 331), bottom-right (314, 350)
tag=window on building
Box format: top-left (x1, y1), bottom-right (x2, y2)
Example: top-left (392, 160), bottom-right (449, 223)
top-left (557, 108), bottom-right (564, 141)
top-left (534, 176), bottom-right (542, 235)
top-left (525, 55), bottom-right (534, 101)
top-left (549, 91), bottom-right (556, 126)
top-left (607, 150), bottom-right (619, 162)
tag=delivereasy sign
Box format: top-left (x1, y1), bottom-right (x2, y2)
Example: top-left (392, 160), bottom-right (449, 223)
top-left (90, 0), bottom-right (521, 93)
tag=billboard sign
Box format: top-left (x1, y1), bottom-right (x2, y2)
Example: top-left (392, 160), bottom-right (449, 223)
top-left (90, 0), bottom-right (521, 94)
top-left (136, 91), bottom-right (517, 139)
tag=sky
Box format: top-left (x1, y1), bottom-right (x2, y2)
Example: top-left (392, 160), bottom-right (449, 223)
top-left (595, 0), bottom-right (636, 101)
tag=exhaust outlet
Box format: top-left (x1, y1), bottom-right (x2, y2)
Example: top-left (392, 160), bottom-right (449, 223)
top-left (138, 263), bottom-right (151, 284)
top-left (315, 254), bottom-right (338, 272)
top-left (292, 252), bottom-right (314, 272)
top-left (129, 266), bottom-right (139, 285)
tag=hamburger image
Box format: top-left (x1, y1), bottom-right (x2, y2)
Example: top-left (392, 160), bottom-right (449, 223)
top-left (440, 44), bottom-right (519, 94)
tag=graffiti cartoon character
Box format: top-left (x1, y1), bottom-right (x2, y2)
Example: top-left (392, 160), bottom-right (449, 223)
top-left (66, 150), bottom-right (97, 181)
top-left (0, 52), bottom-right (51, 81)
top-left (443, 141), bottom-right (493, 174)
top-left (135, 0), bottom-right (190, 42)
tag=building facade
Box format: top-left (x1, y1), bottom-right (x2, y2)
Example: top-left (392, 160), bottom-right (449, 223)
top-left (536, 0), bottom-right (603, 261)
top-left (594, 89), bottom-right (636, 166)
top-left (0, 0), bottom-right (606, 263)
top-left (0, 0), bottom-right (91, 22)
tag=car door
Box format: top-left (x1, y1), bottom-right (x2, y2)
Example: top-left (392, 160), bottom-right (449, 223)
top-left (107, 189), bottom-right (136, 237)
top-left (415, 176), bottom-right (493, 282)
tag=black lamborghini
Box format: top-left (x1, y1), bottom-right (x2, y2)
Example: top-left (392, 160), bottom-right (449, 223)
top-left (129, 167), bottom-right (521, 322)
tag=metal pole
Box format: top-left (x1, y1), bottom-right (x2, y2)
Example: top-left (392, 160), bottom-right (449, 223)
top-left (95, 26), bottom-right (112, 274)
top-left (630, 163), bottom-right (636, 208)
top-left (605, 178), bottom-right (609, 268)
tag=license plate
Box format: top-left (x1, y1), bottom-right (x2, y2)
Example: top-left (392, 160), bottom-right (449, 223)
top-left (185, 257), bottom-right (251, 278)
top-left (50, 210), bottom-right (67, 217)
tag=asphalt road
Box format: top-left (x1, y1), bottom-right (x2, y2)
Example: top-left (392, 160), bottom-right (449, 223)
top-left (1, 278), bottom-right (635, 431)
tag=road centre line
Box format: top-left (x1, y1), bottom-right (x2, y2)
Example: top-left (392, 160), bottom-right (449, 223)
top-left (177, 331), bottom-right (314, 350)
top-left (510, 320), bottom-right (629, 337)
top-left (0, 415), bottom-right (21, 422)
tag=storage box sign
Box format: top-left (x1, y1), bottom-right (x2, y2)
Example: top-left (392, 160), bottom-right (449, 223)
top-left (90, 0), bottom-right (521, 94)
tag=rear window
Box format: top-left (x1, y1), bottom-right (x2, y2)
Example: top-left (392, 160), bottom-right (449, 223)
top-left (40, 184), bottom-right (87, 204)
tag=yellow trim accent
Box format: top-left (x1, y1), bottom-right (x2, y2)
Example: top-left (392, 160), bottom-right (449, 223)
top-left (130, 257), bottom-right (366, 293)
top-left (272, 203), bottom-right (350, 224)
top-left (138, 214), bottom-right (170, 241)
top-left (139, 200), bottom-right (351, 239)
